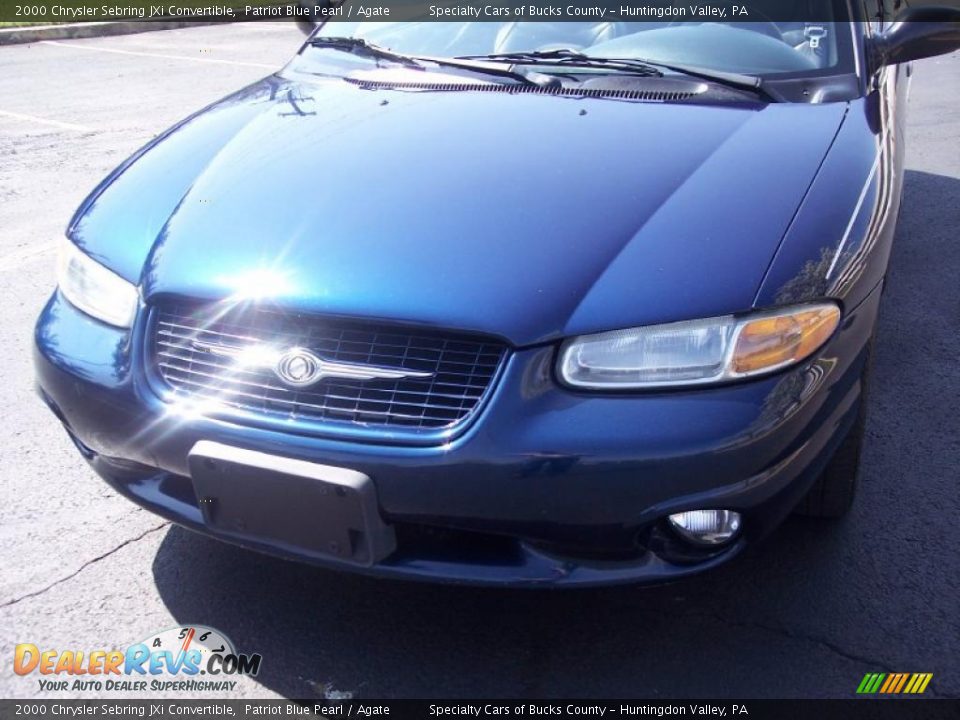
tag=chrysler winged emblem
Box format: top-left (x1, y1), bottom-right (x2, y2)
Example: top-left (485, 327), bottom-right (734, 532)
top-left (191, 340), bottom-right (434, 388)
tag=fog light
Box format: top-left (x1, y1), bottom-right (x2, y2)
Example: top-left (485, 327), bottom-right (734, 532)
top-left (668, 510), bottom-right (742, 546)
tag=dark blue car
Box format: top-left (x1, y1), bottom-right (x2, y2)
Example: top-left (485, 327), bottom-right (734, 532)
top-left (34, 5), bottom-right (960, 586)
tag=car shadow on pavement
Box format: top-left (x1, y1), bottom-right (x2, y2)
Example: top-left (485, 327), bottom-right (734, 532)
top-left (151, 517), bottom-right (852, 699)
top-left (152, 170), bottom-right (960, 700)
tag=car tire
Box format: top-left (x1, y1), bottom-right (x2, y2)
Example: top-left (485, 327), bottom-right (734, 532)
top-left (795, 337), bottom-right (874, 518)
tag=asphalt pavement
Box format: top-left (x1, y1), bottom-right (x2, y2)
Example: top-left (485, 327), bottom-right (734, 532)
top-left (0, 24), bottom-right (957, 701)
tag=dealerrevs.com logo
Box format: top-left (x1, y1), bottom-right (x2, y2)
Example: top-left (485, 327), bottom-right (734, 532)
top-left (14, 625), bottom-right (262, 694)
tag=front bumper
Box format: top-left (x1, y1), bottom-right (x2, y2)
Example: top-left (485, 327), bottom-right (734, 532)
top-left (34, 286), bottom-right (882, 586)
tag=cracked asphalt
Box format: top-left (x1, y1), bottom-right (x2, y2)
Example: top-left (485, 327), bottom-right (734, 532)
top-left (1, 24), bottom-right (958, 701)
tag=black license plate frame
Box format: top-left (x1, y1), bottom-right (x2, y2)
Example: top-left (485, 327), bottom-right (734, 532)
top-left (188, 441), bottom-right (395, 566)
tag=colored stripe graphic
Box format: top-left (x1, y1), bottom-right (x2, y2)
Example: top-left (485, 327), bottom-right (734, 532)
top-left (913, 673), bottom-right (933, 694)
top-left (857, 672), bottom-right (932, 694)
top-left (857, 673), bottom-right (881, 694)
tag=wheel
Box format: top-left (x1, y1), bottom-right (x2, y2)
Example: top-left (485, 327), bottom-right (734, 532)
top-left (795, 337), bottom-right (874, 518)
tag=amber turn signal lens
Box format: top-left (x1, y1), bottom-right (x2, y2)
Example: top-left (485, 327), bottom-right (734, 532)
top-left (732, 305), bottom-right (840, 375)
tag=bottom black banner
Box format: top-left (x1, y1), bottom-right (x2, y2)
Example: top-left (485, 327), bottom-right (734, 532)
top-left (0, 700), bottom-right (957, 720)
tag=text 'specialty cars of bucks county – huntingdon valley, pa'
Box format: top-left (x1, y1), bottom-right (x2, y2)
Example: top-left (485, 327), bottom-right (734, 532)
top-left (34, 4), bottom-right (960, 586)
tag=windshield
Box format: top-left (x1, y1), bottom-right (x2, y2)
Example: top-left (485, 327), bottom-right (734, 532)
top-left (310, 1), bottom-right (855, 79)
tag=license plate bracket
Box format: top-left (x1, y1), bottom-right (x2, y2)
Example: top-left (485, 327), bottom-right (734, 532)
top-left (188, 441), bottom-right (395, 566)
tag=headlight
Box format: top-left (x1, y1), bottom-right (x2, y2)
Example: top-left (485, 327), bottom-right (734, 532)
top-left (558, 303), bottom-right (841, 390)
top-left (57, 238), bottom-right (139, 328)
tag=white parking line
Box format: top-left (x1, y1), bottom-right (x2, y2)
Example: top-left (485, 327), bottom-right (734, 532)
top-left (0, 109), bottom-right (93, 132)
top-left (0, 241), bottom-right (59, 273)
top-left (40, 40), bottom-right (277, 70)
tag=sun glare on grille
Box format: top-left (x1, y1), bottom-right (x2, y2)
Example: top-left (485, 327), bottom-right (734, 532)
top-left (150, 304), bottom-right (507, 436)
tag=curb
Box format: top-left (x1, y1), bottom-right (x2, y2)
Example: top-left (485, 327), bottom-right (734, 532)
top-left (0, 20), bottom-right (223, 46)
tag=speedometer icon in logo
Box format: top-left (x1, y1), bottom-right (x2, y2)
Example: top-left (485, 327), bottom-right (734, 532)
top-left (141, 625), bottom-right (235, 666)
top-left (135, 624), bottom-right (262, 678)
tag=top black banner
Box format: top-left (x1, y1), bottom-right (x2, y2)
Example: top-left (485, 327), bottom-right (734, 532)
top-left (2, 1), bottom-right (960, 24)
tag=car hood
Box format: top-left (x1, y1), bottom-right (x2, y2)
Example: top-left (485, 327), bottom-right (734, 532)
top-left (71, 74), bottom-right (846, 347)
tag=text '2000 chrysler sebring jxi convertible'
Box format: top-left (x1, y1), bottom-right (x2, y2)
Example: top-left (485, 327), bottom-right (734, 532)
top-left (34, 5), bottom-right (960, 586)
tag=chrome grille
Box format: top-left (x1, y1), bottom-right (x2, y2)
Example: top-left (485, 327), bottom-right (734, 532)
top-left (150, 304), bottom-right (508, 435)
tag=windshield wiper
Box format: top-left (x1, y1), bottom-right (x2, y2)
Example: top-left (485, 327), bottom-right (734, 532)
top-left (458, 49), bottom-right (663, 77)
top-left (460, 49), bottom-right (774, 100)
top-left (308, 37), bottom-right (426, 70)
top-left (309, 37), bottom-right (551, 87)
top-left (631, 58), bottom-right (772, 98)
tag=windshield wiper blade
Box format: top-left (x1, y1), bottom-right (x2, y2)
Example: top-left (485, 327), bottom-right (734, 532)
top-left (628, 58), bottom-right (773, 99)
top-left (309, 37), bottom-right (548, 87)
top-left (308, 37), bottom-right (426, 70)
top-left (457, 49), bottom-right (663, 77)
top-left (460, 49), bottom-right (775, 99)
top-left (414, 55), bottom-right (555, 86)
